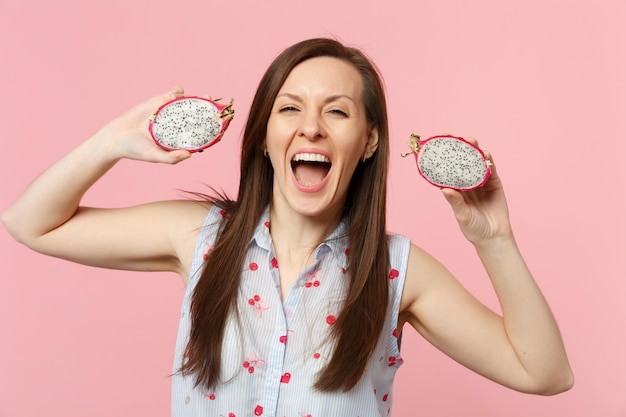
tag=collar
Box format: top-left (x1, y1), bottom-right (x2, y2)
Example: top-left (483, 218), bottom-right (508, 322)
top-left (250, 206), bottom-right (349, 259)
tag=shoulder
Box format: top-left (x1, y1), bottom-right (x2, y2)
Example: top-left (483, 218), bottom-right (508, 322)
top-left (384, 233), bottom-right (412, 278)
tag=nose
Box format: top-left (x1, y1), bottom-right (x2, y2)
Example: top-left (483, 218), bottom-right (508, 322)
top-left (297, 111), bottom-right (325, 141)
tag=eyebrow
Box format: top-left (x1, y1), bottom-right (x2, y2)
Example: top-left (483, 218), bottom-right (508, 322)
top-left (276, 93), bottom-right (356, 104)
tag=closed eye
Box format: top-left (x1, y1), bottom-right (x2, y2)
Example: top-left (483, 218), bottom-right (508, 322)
top-left (329, 109), bottom-right (348, 117)
top-left (279, 106), bottom-right (299, 113)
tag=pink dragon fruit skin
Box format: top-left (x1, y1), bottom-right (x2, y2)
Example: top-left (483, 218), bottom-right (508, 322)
top-left (148, 96), bottom-right (234, 152)
top-left (404, 134), bottom-right (492, 191)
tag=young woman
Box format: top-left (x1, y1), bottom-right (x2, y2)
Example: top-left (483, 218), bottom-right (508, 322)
top-left (2, 38), bottom-right (573, 416)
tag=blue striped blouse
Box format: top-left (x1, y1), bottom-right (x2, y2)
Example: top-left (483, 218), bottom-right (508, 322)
top-left (171, 205), bottom-right (411, 417)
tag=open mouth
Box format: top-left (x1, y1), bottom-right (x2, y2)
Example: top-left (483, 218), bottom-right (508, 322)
top-left (291, 152), bottom-right (332, 188)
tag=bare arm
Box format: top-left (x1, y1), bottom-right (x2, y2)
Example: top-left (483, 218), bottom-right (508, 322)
top-left (2, 88), bottom-right (208, 278)
top-left (400, 144), bottom-right (574, 395)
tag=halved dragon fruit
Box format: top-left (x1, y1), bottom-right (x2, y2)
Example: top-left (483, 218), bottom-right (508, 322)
top-left (148, 96), bottom-right (234, 152)
top-left (403, 134), bottom-right (492, 190)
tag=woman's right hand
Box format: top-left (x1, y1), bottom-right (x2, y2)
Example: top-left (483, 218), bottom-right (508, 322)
top-left (2, 87), bottom-right (204, 271)
top-left (97, 86), bottom-right (192, 164)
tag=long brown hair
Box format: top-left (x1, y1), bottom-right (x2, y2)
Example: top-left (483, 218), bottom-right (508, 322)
top-left (180, 38), bottom-right (391, 392)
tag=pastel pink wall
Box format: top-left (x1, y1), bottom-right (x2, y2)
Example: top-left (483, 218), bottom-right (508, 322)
top-left (1, 1), bottom-right (624, 416)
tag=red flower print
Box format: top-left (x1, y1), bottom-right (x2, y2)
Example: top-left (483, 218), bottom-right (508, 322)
top-left (248, 295), bottom-right (269, 318)
top-left (313, 352), bottom-right (321, 359)
top-left (388, 269), bottom-right (399, 279)
top-left (202, 243), bottom-right (214, 261)
top-left (326, 315), bottom-right (336, 325)
top-left (382, 393), bottom-right (389, 401)
top-left (271, 257), bottom-right (279, 268)
top-left (264, 221), bottom-right (270, 228)
top-left (254, 405), bottom-right (263, 416)
top-left (220, 209), bottom-right (228, 218)
top-left (243, 352), bottom-right (265, 374)
top-left (388, 354), bottom-right (402, 367)
top-left (345, 248), bottom-right (350, 256)
top-left (205, 393), bottom-right (216, 400)
top-left (305, 268), bottom-right (321, 288)
top-left (280, 372), bottom-right (291, 383)
top-left (249, 262), bottom-right (258, 271)
top-left (278, 329), bottom-right (293, 344)
top-left (299, 413), bottom-right (312, 417)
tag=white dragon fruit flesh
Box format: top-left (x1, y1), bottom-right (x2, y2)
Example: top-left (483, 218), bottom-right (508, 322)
top-left (404, 134), bottom-right (492, 191)
top-left (149, 96), bottom-right (234, 152)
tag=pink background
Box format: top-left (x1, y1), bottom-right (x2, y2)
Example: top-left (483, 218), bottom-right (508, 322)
top-left (1, 1), bottom-right (624, 416)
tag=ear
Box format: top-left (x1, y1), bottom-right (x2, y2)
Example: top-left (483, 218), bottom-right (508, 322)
top-left (363, 124), bottom-right (380, 160)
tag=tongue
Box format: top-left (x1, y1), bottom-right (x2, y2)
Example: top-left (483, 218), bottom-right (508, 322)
top-left (294, 163), bottom-right (328, 187)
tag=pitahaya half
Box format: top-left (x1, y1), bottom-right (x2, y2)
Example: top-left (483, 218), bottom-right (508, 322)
top-left (148, 96), bottom-right (234, 152)
top-left (403, 134), bottom-right (492, 191)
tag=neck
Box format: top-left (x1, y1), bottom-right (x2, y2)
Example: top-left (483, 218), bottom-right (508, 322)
top-left (269, 207), bottom-right (341, 253)
top-left (269, 200), bottom-right (342, 267)
top-left (268, 199), bottom-right (343, 300)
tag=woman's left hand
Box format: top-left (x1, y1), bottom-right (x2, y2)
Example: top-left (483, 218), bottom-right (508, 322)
top-left (441, 139), bottom-right (513, 245)
top-left (406, 139), bottom-right (574, 395)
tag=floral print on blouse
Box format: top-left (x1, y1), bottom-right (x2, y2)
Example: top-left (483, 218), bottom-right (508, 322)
top-left (172, 205), bottom-right (411, 417)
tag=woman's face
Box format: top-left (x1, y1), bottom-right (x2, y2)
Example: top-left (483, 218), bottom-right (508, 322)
top-left (266, 56), bottom-right (379, 220)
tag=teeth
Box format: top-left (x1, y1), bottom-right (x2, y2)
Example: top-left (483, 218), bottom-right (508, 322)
top-left (292, 153), bottom-right (330, 163)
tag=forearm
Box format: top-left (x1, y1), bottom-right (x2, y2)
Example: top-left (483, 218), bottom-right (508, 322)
top-left (2, 131), bottom-right (119, 245)
top-left (475, 236), bottom-right (573, 393)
